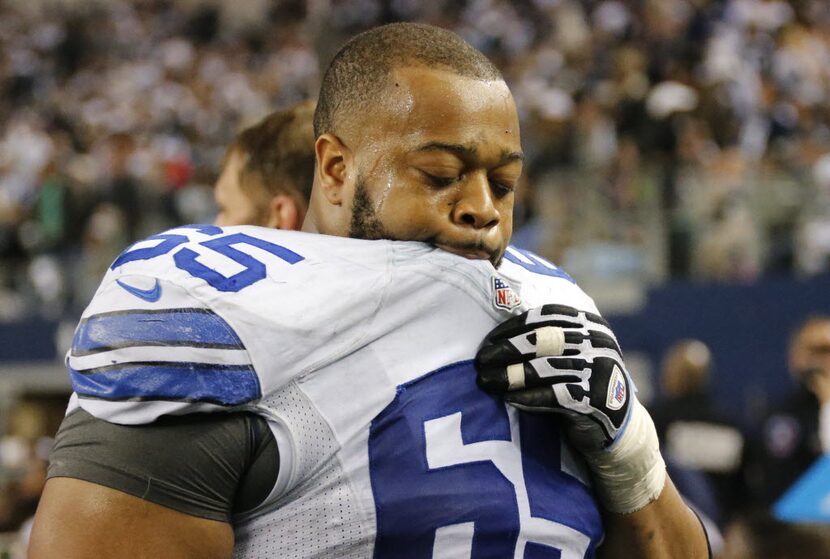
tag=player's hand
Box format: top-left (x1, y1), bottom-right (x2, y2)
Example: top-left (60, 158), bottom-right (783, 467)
top-left (475, 304), bottom-right (632, 451)
top-left (475, 304), bottom-right (666, 514)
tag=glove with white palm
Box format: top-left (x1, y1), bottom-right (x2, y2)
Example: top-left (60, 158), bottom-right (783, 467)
top-left (476, 304), bottom-right (666, 514)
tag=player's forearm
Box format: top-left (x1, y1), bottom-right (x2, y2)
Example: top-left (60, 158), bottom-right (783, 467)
top-left (587, 402), bottom-right (710, 558)
top-left (599, 477), bottom-right (710, 559)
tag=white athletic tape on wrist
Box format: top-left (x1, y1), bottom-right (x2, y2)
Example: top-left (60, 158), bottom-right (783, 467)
top-left (583, 399), bottom-right (666, 514)
top-left (507, 363), bottom-right (525, 390)
top-left (535, 326), bottom-right (565, 357)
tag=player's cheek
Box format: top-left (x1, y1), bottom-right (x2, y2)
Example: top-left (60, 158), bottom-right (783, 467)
top-left (399, 192), bottom-right (446, 232)
top-left (499, 215), bottom-right (513, 242)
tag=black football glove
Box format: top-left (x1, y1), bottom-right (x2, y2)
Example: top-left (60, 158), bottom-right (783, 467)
top-left (475, 303), bottom-right (667, 513)
top-left (476, 304), bottom-right (632, 451)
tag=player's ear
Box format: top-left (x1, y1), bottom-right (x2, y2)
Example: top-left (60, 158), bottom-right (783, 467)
top-left (266, 194), bottom-right (303, 231)
top-left (315, 133), bottom-right (350, 206)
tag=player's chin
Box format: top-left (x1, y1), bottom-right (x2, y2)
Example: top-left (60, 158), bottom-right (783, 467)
top-left (489, 247), bottom-right (506, 267)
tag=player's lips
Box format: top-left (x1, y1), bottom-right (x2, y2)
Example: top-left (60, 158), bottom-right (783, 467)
top-left (435, 243), bottom-right (493, 260)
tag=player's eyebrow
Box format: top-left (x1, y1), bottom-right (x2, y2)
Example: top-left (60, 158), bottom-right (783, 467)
top-left (415, 141), bottom-right (476, 160)
top-left (498, 149), bottom-right (525, 165)
top-left (415, 142), bottom-right (524, 166)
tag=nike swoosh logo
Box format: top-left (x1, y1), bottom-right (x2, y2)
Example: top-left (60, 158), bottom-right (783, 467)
top-left (116, 278), bottom-right (162, 302)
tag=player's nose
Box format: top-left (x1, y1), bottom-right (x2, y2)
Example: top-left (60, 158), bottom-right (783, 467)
top-left (452, 172), bottom-right (500, 229)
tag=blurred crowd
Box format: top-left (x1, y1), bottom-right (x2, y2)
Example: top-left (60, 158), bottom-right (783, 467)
top-left (2, 0), bottom-right (830, 318)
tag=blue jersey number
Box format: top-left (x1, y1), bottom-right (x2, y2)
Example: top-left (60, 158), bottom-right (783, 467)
top-left (110, 225), bottom-right (304, 292)
top-left (369, 362), bottom-right (602, 558)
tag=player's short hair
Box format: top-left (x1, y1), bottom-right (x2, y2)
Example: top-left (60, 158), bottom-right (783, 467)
top-left (228, 101), bottom-right (316, 204)
top-left (314, 22), bottom-right (503, 138)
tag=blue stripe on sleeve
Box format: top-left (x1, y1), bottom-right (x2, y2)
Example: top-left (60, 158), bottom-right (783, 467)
top-left (73, 309), bottom-right (244, 355)
top-left (69, 362), bottom-right (261, 405)
top-left (503, 247), bottom-right (576, 283)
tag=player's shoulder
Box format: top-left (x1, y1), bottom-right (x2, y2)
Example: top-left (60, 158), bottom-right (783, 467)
top-left (71, 225), bottom-right (421, 424)
top-left (87, 224), bottom-right (419, 314)
top-left (497, 246), bottom-right (599, 314)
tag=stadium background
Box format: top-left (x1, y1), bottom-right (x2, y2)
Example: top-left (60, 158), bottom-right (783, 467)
top-left (1, 0), bottom-right (830, 555)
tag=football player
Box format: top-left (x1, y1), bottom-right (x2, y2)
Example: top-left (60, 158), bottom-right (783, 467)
top-left (214, 101), bottom-right (315, 229)
top-left (30, 23), bottom-right (709, 558)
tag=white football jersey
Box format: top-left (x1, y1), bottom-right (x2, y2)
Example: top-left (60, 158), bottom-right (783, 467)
top-left (66, 224), bottom-right (604, 558)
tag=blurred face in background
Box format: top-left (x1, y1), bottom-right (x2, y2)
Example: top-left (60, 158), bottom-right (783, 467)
top-left (660, 339), bottom-right (711, 398)
top-left (309, 67), bottom-right (523, 266)
top-left (790, 319), bottom-right (830, 381)
top-left (214, 149), bottom-right (268, 227)
top-left (213, 148), bottom-right (308, 230)
top-left (214, 102), bottom-right (315, 230)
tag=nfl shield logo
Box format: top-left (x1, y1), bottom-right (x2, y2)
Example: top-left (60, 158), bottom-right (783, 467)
top-left (491, 276), bottom-right (521, 311)
top-left (606, 365), bottom-right (627, 411)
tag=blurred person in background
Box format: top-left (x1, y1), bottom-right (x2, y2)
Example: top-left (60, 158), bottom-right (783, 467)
top-left (752, 316), bottom-right (830, 506)
top-left (101, 133), bottom-right (141, 242)
top-left (214, 101), bottom-right (315, 229)
top-left (0, 397), bottom-right (64, 556)
top-left (650, 340), bottom-right (747, 524)
top-left (719, 513), bottom-right (830, 559)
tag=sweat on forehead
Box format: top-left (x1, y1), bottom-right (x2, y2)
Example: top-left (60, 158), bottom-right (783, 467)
top-left (313, 22), bottom-right (504, 139)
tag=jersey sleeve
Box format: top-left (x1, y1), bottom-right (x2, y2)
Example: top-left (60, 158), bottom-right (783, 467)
top-left (66, 225), bottom-right (395, 425)
top-left (67, 274), bottom-right (261, 424)
top-left (47, 408), bottom-right (278, 521)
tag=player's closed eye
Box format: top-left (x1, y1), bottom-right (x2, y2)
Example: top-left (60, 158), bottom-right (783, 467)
top-left (423, 172), bottom-right (460, 188)
top-left (423, 171), bottom-right (513, 197)
top-left (490, 180), bottom-right (514, 197)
